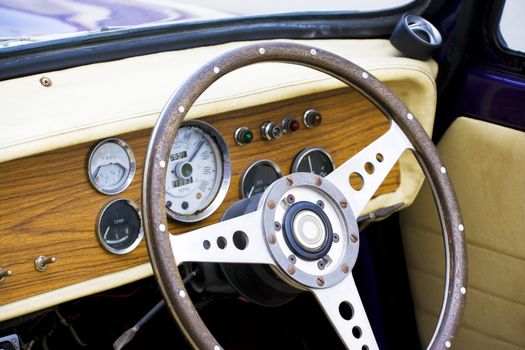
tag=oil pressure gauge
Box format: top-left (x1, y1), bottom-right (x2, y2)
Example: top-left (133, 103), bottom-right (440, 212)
top-left (165, 120), bottom-right (231, 223)
top-left (291, 147), bottom-right (335, 177)
top-left (88, 138), bottom-right (136, 195)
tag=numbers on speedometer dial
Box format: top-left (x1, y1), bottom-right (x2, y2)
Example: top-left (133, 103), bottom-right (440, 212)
top-left (165, 120), bottom-right (231, 222)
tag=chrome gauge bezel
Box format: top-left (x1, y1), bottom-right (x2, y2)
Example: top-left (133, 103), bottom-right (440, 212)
top-left (88, 138), bottom-right (136, 195)
top-left (166, 120), bottom-right (231, 223)
top-left (96, 198), bottom-right (144, 255)
top-left (240, 159), bottom-right (283, 198)
top-left (291, 147), bottom-right (335, 176)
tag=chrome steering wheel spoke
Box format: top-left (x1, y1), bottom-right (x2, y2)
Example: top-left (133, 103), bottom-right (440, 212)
top-left (312, 274), bottom-right (379, 350)
top-left (326, 121), bottom-right (413, 217)
top-left (170, 210), bottom-right (275, 265)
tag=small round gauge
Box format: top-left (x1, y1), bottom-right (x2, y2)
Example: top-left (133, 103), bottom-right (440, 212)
top-left (291, 147), bottom-right (335, 177)
top-left (241, 160), bottom-right (283, 198)
top-left (97, 199), bottom-right (143, 254)
top-left (88, 138), bottom-right (136, 195)
top-left (165, 120), bottom-right (231, 222)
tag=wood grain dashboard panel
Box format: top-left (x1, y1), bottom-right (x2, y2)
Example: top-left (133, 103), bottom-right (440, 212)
top-left (0, 87), bottom-right (399, 306)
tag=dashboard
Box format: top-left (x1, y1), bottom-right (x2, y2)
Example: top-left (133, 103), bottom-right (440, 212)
top-left (0, 39), bottom-right (437, 323)
top-left (0, 87), bottom-right (399, 307)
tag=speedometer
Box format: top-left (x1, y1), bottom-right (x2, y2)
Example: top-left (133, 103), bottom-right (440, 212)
top-left (165, 120), bottom-right (231, 222)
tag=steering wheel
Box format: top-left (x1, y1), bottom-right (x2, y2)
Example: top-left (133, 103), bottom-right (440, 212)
top-left (142, 42), bottom-right (467, 350)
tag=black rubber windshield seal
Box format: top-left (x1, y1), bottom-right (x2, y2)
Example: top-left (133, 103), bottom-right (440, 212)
top-left (0, 1), bottom-right (430, 81)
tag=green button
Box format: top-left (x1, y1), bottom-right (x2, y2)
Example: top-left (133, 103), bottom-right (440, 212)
top-left (242, 130), bottom-right (253, 144)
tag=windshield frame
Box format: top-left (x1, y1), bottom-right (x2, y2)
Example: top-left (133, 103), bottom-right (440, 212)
top-left (0, 0), bottom-right (431, 81)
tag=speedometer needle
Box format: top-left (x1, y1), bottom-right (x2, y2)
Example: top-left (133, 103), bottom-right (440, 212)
top-left (189, 139), bottom-right (204, 162)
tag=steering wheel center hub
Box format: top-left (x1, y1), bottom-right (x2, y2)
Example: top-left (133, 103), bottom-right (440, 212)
top-left (260, 172), bottom-right (360, 289)
top-left (283, 201), bottom-right (333, 261)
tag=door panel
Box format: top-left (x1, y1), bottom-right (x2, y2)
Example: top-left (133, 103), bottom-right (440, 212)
top-left (400, 117), bottom-right (525, 349)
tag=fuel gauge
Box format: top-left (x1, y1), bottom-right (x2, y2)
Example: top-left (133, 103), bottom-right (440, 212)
top-left (88, 138), bottom-right (136, 195)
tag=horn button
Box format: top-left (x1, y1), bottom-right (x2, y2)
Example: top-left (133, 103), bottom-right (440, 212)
top-left (261, 173), bottom-right (360, 289)
top-left (283, 202), bottom-right (333, 261)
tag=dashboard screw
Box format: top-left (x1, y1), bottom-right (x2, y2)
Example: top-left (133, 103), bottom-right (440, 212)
top-left (350, 234), bottom-right (358, 243)
top-left (268, 234), bottom-right (277, 245)
top-left (39, 77), bottom-right (52, 87)
top-left (268, 200), bottom-right (276, 209)
top-left (341, 263), bottom-right (350, 274)
top-left (339, 200), bottom-right (348, 209)
top-left (316, 276), bottom-right (325, 287)
top-left (287, 265), bottom-right (296, 275)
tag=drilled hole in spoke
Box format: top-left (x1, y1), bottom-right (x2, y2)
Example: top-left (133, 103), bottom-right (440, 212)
top-left (362, 346), bottom-right (369, 350)
top-left (338, 302), bottom-right (354, 321)
top-left (233, 231), bottom-right (249, 250)
top-left (364, 162), bottom-right (375, 175)
top-left (349, 172), bottom-right (364, 191)
top-left (203, 240), bottom-right (211, 250)
top-left (217, 236), bottom-right (227, 249)
top-left (352, 326), bottom-right (362, 339)
top-left (376, 153), bottom-right (384, 162)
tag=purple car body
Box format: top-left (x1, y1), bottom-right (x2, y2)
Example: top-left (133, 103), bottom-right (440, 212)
top-left (0, 0), bottom-right (233, 38)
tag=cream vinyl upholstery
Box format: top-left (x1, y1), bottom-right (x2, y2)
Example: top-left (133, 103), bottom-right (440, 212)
top-left (0, 39), bottom-right (437, 164)
top-left (400, 117), bottom-right (525, 349)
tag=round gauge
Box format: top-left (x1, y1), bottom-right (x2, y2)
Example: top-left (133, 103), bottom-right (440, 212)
top-left (97, 199), bottom-right (143, 254)
top-left (291, 147), bottom-right (335, 177)
top-left (88, 138), bottom-right (136, 195)
top-left (165, 120), bottom-right (231, 222)
top-left (241, 160), bottom-right (283, 198)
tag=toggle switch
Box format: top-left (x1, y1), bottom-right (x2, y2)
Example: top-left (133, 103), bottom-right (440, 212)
top-left (35, 256), bottom-right (56, 272)
top-left (0, 268), bottom-right (13, 284)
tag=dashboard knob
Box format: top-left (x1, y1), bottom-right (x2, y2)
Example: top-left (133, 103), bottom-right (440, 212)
top-left (261, 121), bottom-right (283, 140)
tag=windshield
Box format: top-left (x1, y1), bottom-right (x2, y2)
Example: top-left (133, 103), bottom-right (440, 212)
top-left (0, 0), bottom-right (413, 40)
